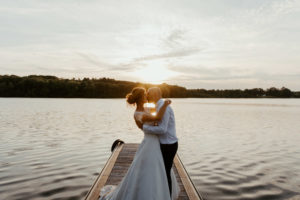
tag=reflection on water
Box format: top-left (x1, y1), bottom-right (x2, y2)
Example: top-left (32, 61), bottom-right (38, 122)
top-left (0, 98), bottom-right (300, 200)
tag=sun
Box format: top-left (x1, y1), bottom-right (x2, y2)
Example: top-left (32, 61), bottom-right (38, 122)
top-left (133, 64), bottom-right (178, 84)
top-left (144, 103), bottom-right (156, 116)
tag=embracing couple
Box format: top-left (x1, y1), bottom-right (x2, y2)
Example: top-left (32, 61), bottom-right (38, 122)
top-left (100, 87), bottom-right (180, 200)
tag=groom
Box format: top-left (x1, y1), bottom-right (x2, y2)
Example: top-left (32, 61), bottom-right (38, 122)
top-left (142, 87), bottom-right (178, 197)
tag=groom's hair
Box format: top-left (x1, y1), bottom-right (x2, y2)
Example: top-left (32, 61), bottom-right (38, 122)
top-left (147, 87), bottom-right (162, 100)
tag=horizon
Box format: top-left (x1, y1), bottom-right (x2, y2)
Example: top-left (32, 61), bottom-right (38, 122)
top-left (1, 73), bottom-right (299, 92)
top-left (1, 0), bottom-right (300, 90)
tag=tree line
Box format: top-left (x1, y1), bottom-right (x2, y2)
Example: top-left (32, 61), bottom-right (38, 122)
top-left (0, 75), bottom-right (299, 98)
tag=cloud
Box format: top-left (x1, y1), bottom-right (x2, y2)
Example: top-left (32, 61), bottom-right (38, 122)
top-left (0, 0), bottom-right (300, 90)
top-left (134, 48), bottom-right (202, 62)
top-left (169, 65), bottom-right (300, 83)
top-left (169, 65), bottom-right (253, 80)
top-left (75, 52), bottom-right (113, 70)
top-left (76, 52), bottom-right (141, 72)
top-left (164, 29), bottom-right (186, 48)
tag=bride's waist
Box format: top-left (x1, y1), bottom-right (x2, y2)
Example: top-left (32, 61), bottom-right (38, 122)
top-left (143, 133), bottom-right (159, 138)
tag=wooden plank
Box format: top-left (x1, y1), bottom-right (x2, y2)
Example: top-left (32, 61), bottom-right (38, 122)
top-left (174, 155), bottom-right (203, 200)
top-left (85, 143), bottom-right (202, 200)
top-left (85, 144), bottom-right (124, 200)
top-left (286, 196), bottom-right (300, 200)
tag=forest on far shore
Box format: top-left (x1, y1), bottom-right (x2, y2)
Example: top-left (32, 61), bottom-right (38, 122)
top-left (0, 75), bottom-right (299, 98)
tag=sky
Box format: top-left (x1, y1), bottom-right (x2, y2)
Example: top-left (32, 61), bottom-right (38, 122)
top-left (1, 0), bottom-right (300, 90)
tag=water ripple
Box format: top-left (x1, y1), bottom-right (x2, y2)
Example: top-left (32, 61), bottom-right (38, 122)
top-left (1, 98), bottom-right (300, 200)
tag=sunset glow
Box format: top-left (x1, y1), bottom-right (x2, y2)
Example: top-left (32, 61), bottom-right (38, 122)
top-left (144, 103), bottom-right (156, 116)
top-left (144, 103), bottom-right (155, 108)
top-left (133, 65), bottom-right (178, 84)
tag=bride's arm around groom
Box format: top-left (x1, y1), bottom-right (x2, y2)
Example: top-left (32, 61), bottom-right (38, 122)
top-left (142, 99), bottom-right (172, 135)
top-left (141, 87), bottom-right (177, 142)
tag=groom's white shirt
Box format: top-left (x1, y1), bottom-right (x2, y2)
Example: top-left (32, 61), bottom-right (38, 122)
top-left (143, 98), bottom-right (178, 144)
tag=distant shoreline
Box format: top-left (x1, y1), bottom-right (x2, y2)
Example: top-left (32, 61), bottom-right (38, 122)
top-left (1, 75), bottom-right (299, 98)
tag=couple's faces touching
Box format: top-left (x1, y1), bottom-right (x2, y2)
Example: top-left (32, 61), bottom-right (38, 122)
top-left (147, 88), bottom-right (161, 103)
top-left (140, 87), bottom-right (162, 105)
top-left (145, 90), bottom-right (155, 103)
top-left (141, 92), bottom-right (153, 104)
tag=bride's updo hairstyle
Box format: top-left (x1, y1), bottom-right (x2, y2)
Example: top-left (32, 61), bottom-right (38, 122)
top-left (126, 87), bottom-right (146, 105)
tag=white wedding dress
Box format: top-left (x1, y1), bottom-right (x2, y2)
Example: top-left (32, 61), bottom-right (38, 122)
top-left (99, 111), bottom-right (180, 200)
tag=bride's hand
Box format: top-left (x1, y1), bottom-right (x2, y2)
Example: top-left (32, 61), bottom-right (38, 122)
top-left (164, 99), bottom-right (171, 105)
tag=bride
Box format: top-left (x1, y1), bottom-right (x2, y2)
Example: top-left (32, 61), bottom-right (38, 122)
top-left (99, 87), bottom-right (180, 200)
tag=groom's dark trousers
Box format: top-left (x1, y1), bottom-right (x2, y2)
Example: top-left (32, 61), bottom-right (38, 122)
top-left (160, 141), bottom-right (178, 197)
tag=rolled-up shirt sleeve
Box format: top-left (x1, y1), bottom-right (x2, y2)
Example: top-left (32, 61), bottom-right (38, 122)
top-left (143, 107), bottom-right (170, 135)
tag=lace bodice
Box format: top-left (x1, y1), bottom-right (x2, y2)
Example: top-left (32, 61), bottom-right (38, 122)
top-left (134, 111), bottom-right (145, 123)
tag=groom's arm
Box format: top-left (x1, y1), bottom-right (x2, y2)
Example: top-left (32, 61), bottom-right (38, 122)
top-left (142, 107), bottom-right (170, 135)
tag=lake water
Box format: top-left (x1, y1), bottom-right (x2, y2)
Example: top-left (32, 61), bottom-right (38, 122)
top-left (0, 98), bottom-right (300, 200)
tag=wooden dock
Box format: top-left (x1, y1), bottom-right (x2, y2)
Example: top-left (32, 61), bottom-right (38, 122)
top-left (85, 143), bottom-right (203, 200)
